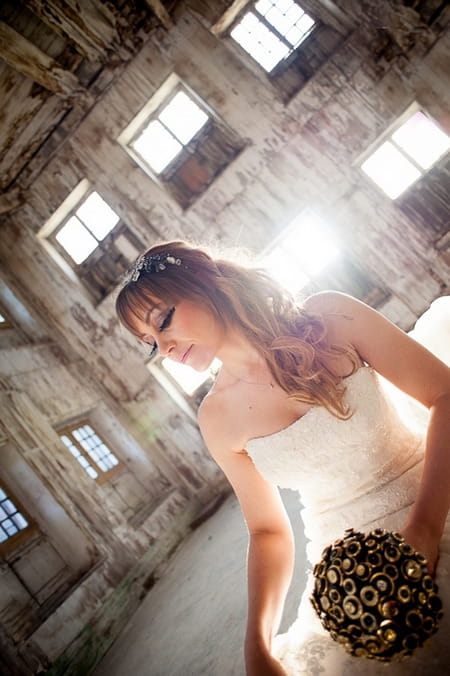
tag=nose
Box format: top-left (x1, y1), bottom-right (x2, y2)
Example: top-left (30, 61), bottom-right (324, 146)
top-left (158, 337), bottom-right (175, 358)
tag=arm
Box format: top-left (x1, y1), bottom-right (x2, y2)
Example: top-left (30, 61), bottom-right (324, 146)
top-left (305, 291), bottom-right (450, 572)
top-left (199, 398), bottom-right (294, 675)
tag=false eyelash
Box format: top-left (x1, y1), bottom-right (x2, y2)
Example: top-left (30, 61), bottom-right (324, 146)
top-left (148, 343), bottom-right (157, 359)
top-left (160, 306), bottom-right (175, 331)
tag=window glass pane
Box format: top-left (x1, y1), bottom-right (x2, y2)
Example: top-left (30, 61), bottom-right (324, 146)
top-left (0, 488), bottom-right (29, 542)
top-left (76, 192), bottom-right (120, 240)
top-left (255, 0), bottom-right (314, 47)
top-left (361, 141), bottom-right (421, 199)
top-left (132, 120), bottom-right (182, 173)
top-left (56, 216), bottom-right (98, 264)
top-left (3, 500), bottom-right (16, 515)
top-left (283, 216), bottom-right (339, 276)
top-left (3, 519), bottom-right (18, 536)
top-left (159, 91), bottom-right (209, 145)
top-left (73, 426), bottom-right (120, 474)
top-left (392, 111), bottom-right (450, 170)
top-left (231, 12), bottom-right (290, 71)
top-left (86, 466), bottom-right (98, 479)
top-left (161, 357), bottom-right (217, 395)
top-left (262, 214), bottom-right (339, 296)
top-left (263, 245), bottom-right (309, 296)
top-left (12, 513), bottom-right (28, 529)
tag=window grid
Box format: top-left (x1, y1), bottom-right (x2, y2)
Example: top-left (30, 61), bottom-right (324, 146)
top-left (54, 191), bottom-right (120, 265)
top-left (129, 86), bottom-right (210, 176)
top-left (0, 311), bottom-right (12, 329)
top-left (361, 109), bottom-right (450, 199)
top-left (254, 0), bottom-right (314, 50)
top-left (0, 483), bottom-right (37, 554)
top-left (59, 424), bottom-right (122, 484)
top-left (231, 0), bottom-right (315, 72)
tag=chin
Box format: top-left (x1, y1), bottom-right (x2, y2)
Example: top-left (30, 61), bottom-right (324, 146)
top-left (189, 353), bottom-right (216, 373)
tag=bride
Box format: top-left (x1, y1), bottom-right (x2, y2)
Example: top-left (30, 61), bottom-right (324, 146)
top-left (116, 240), bottom-right (450, 675)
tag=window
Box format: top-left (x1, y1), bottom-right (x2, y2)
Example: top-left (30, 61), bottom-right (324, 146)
top-left (118, 74), bottom-right (245, 208)
top-left (214, 1), bottom-right (346, 102)
top-left (361, 106), bottom-right (450, 199)
top-left (55, 191), bottom-right (120, 264)
top-left (147, 356), bottom-right (220, 419)
top-left (230, 0), bottom-right (315, 72)
top-left (131, 90), bottom-right (209, 174)
top-left (59, 423), bottom-right (123, 484)
top-left (40, 180), bottom-right (144, 303)
top-left (0, 483), bottom-right (36, 553)
top-left (261, 211), bottom-right (340, 297)
top-left (0, 310), bottom-right (12, 329)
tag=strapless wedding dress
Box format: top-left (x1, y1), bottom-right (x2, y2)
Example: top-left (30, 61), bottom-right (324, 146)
top-left (246, 297), bottom-right (450, 675)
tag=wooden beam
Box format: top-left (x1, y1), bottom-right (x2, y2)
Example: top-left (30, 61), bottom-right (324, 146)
top-left (22, 0), bottom-right (119, 62)
top-left (0, 188), bottom-right (24, 215)
top-left (211, 0), bottom-right (247, 36)
top-left (0, 21), bottom-right (84, 97)
top-left (142, 0), bottom-right (173, 30)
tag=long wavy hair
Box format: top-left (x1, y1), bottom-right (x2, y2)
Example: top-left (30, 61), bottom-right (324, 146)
top-left (116, 241), bottom-right (357, 418)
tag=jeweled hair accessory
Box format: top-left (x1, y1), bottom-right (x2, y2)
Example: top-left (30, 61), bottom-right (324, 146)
top-left (125, 252), bottom-right (182, 283)
top-left (311, 528), bottom-right (442, 662)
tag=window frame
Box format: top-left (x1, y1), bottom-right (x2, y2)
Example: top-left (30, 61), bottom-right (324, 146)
top-left (58, 422), bottom-right (124, 485)
top-left (48, 189), bottom-right (124, 267)
top-left (124, 83), bottom-right (212, 180)
top-left (39, 180), bottom-right (144, 303)
top-left (147, 354), bottom-right (217, 420)
top-left (227, 0), bottom-right (316, 74)
top-left (0, 309), bottom-right (13, 330)
top-left (0, 481), bottom-right (38, 556)
top-left (118, 73), bottom-right (246, 208)
top-left (358, 102), bottom-right (450, 199)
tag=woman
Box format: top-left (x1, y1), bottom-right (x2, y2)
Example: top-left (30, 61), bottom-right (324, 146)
top-left (116, 241), bottom-right (450, 675)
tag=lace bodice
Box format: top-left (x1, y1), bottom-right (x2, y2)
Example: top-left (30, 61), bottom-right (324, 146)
top-left (244, 298), bottom-right (450, 675)
top-left (246, 368), bottom-right (425, 563)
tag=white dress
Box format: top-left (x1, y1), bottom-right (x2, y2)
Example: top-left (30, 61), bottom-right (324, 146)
top-left (246, 297), bottom-right (450, 675)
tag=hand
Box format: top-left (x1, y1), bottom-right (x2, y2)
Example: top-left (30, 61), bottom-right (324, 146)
top-left (246, 646), bottom-right (288, 676)
top-left (400, 524), bottom-right (440, 576)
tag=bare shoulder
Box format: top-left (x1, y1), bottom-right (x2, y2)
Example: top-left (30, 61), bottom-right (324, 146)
top-left (198, 389), bottom-right (241, 456)
top-left (303, 290), bottom-right (361, 316)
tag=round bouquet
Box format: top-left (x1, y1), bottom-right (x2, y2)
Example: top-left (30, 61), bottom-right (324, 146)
top-left (310, 528), bottom-right (443, 661)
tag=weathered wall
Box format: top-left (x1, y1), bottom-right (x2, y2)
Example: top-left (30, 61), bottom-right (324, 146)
top-left (0, 0), bottom-right (449, 674)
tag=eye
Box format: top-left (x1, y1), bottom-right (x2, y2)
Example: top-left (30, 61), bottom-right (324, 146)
top-left (148, 343), bottom-right (157, 359)
top-left (159, 306), bottom-right (175, 332)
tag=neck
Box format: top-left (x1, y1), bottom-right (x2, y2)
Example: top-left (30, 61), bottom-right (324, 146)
top-left (215, 329), bottom-right (272, 386)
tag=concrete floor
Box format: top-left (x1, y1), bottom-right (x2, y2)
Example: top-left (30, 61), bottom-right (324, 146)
top-left (93, 491), bottom-right (308, 676)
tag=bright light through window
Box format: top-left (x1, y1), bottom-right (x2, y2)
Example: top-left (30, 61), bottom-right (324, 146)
top-left (76, 192), bottom-right (119, 239)
top-left (56, 216), bottom-right (98, 264)
top-left (392, 111), bottom-right (450, 169)
top-left (159, 91), bottom-right (208, 144)
top-left (161, 357), bottom-right (221, 395)
top-left (60, 425), bottom-right (120, 481)
top-left (132, 120), bottom-right (182, 173)
top-left (131, 89), bottom-right (209, 174)
top-left (361, 142), bottom-right (421, 200)
top-left (262, 213), bottom-right (339, 296)
top-left (0, 486), bottom-right (29, 544)
top-left (361, 109), bottom-right (450, 198)
top-left (55, 192), bottom-right (120, 264)
top-left (231, 0), bottom-right (315, 72)
top-left (0, 313), bottom-right (6, 323)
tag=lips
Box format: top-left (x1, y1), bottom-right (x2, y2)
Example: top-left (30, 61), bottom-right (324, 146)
top-left (181, 345), bottom-right (193, 364)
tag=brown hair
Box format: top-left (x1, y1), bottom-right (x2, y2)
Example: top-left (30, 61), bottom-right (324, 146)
top-left (116, 241), bottom-right (356, 418)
